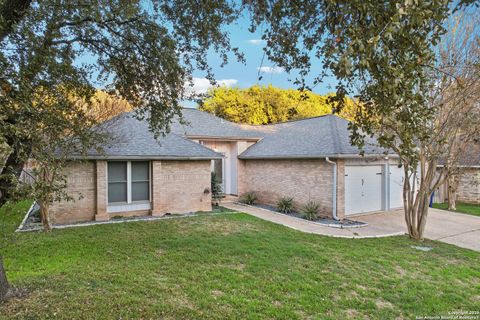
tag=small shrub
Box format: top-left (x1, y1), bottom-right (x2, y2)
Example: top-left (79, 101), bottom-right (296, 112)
top-left (242, 191), bottom-right (258, 205)
top-left (302, 201), bottom-right (319, 220)
top-left (211, 172), bottom-right (223, 206)
top-left (277, 197), bottom-right (294, 213)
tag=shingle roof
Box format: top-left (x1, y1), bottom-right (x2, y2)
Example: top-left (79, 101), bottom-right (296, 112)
top-left (238, 115), bottom-right (391, 159)
top-left (439, 142), bottom-right (480, 167)
top-left (78, 112), bottom-right (222, 160)
top-left (170, 108), bottom-right (266, 139)
top-left (73, 108), bottom-right (388, 160)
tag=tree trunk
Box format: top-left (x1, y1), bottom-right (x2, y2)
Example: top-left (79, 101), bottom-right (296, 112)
top-left (39, 201), bottom-right (52, 232)
top-left (0, 146), bottom-right (27, 207)
top-left (405, 189), bottom-right (431, 241)
top-left (0, 256), bottom-right (10, 303)
top-left (447, 175), bottom-right (457, 211)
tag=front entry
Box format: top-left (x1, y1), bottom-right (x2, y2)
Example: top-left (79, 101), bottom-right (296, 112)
top-left (345, 166), bottom-right (384, 215)
top-left (212, 158), bottom-right (226, 193)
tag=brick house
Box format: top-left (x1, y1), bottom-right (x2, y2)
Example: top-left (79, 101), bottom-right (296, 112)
top-left (50, 108), bottom-right (406, 224)
top-left (434, 144), bottom-right (480, 205)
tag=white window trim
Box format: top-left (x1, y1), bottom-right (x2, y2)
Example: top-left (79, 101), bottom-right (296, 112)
top-left (126, 161), bottom-right (132, 203)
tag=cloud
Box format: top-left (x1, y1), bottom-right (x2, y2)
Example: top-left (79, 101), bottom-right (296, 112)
top-left (257, 66), bottom-right (285, 74)
top-left (187, 77), bottom-right (238, 95)
top-left (248, 39), bottom-right (264, 45)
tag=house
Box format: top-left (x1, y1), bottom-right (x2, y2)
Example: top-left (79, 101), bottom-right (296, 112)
top-left (49, 108), bottom-right (406, 224)
top-left (434, 143), bottom-right (480, 205)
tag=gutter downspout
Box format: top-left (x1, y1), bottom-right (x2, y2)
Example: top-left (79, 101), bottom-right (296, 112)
top-left (325, 157), bottom-right (339, 220)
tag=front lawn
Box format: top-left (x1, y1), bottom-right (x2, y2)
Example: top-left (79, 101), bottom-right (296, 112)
top-left (0, 203), bottom-right (479, 319)
top-left (433, 202), bottom-right (480, 217)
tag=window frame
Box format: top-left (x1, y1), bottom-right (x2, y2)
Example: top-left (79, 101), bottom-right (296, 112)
top-left (107, 160), bottom-right (151, 205)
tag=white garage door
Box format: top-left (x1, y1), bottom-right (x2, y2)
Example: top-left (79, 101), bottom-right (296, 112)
top-left (389, 165), bottom-right (404, 209)
top-left (345, 166), bottom-right (383, 215)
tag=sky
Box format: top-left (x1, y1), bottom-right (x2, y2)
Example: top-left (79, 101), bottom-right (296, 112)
top-left (184, 15), bottom-right (339, 108)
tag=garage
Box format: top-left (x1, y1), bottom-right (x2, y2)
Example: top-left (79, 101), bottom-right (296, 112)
top-left (389, 165), bottom-right (404, 209)
top-left (345, 165), bottom-right (384, 215)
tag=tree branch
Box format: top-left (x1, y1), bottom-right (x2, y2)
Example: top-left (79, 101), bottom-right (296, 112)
top-left (0, 0), bottom-right (32, 41)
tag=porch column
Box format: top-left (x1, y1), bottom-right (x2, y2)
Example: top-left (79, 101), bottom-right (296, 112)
top-left (95, 160), bottom-right (109, 221)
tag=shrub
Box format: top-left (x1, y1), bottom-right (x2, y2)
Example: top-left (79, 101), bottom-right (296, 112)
top-left (211, 172), bottom-right (223, 206)
top-left (301, 201), bottom-right (319, 220)
top-left (277, 197), bottom-right (294, 213)
top-left (242, 191), bottom-right (258, 205)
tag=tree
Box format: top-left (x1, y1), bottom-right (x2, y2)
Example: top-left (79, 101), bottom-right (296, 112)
top-left (395, 10), bottom-right (479, 237)
top-left (0, 0), bottom-right (243, 206)
top-left (245, 0), bottom-right (478, 240)
top-left (0, 0), bottom-right (242, 302)
top-left (199, 85), bottom-right (357, 124)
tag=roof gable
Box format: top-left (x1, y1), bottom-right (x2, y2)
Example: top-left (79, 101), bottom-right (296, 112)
top-left (80, 112), bottom-right (222, 160)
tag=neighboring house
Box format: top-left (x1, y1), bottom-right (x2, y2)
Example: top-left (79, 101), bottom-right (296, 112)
top-left (50, 108), bottom-right (406, 224)
top-left (434, 144), bottom-right (480, 205)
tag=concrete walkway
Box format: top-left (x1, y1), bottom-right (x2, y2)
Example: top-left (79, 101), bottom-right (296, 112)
top-left (222, 203), bottom-right (480, 252)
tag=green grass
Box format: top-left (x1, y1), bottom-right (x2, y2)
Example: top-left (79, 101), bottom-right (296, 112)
top-left (433, 202), bottom-right (480, 217)
top-left (1, 201), bottom-right (479, 319)
top-left (0, 200), bottom-right (33, 237)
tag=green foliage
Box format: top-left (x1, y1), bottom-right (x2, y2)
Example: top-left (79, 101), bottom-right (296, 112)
top-left (301, 201), bottom-right (320, 221)
top-left (241, 191), bottom-right (258, 205)
top-left (276, 196), bottom-right (294, 213)
top-left (0, 1), bottom-right (243, 206)
top-left (211, 172), bottom-right (223, 205)
top-left (199, 85), bottom-right (357, 124)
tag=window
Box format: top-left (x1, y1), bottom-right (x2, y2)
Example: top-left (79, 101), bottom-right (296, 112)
top-left (108, 162), bottom-right (127, 203)
top-left (131, 162), bottom-right (149, 201)
top-left (108, 161), bottom-right (150, 204)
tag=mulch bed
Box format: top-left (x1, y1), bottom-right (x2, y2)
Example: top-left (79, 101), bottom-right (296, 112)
top-left (252, 203), bottom-right (367, 228)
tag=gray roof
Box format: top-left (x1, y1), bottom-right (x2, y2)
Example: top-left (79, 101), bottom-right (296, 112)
top-left (239, 115), bottom-right (390, 159)
top-left (72, 108), bottom-right (388, 160)
top-left (170, 108), bottom-right (266, 139)
top-left (78, 112), bottom-right (222, 160)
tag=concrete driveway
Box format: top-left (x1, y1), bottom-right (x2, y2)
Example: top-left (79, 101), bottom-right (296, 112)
top-left (223, 203), bottom-right (480, 252)
top-left (355, 208), bottom-right (480, 252)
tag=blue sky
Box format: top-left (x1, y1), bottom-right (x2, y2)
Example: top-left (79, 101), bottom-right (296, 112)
top-left (185, 16), bottom-right (339, 107)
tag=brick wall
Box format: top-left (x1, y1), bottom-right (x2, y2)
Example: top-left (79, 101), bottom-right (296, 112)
top-left (50, 161), bottom-right (97, 224)
top-left (152, 160), bottom-right (212, 215)
top-left (239, 159), bottom-right (335, 217)
top-left (457, 168), bottom-right (480, 204)
top-left (50, 159), bottom-right (212, 225)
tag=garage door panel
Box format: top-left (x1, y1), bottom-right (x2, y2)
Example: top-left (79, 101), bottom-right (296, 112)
top-left (389, 165), bottom-right (404, 209)
top-left (345, 166), bottom-right (383, 215)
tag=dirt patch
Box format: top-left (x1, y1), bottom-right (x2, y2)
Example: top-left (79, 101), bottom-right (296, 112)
top-left (375, 298), bottom-right (394, 309)
top-left (394, 265), bottom-right (407, 277)
top-left (211, 290), bottom-right (224, 298)
top-left (345, 309), bottom-right (360, 318)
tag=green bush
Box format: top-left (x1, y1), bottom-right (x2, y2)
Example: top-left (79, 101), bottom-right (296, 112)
top-left (241, 191), bottom-right (258, 205)
top-left (211, 172), bottom-right (223, 205)
top-left (277, 197), bottom-right (294, 213)
top-left (301, 201), bottom-right (319, 220)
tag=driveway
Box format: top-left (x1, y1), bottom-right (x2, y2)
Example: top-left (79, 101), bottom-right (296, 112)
top-left (356, 208), bottom-right (480, 252)
top-left (223, 203), bottom-right (480, 252)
